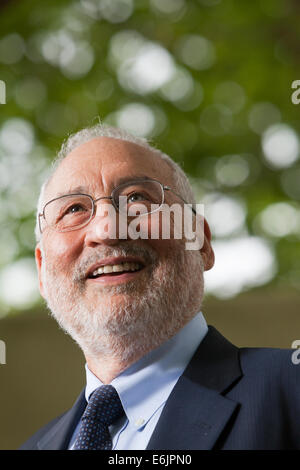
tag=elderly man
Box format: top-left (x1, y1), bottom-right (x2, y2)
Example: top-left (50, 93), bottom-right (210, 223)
top-left (21, 124), bottom-right (299, 450)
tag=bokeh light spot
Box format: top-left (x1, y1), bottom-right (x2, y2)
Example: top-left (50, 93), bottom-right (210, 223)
top-left (41, 31), bottom-right (94, 79)
top-left (262, 124), bottom-right (299, 169)
top-left (215, 154), bottom-right (250, 187)
top-left (61, 40), bottom-right (94, 79)
top-left (79, 0), bottom-right (101, 19)
top-left (204, 193), bottom-right (246, 237)
top-left (258, 202), bottom-right (300, 238)
top-left (106, 103), bottom-right (157, 138)
top-left (205, 237), bottom-right (277, 298)
top-left (175, 34), bottom-right (216, 70)
top-left (0, 118), bottom-right (34, 155)
top-left (213, 81), bottom-right (246, 114)
top-left (0, 258), bottom-right (39, 309)
top-left (95, 79), bottom-right (114, 101)
top-left (281, 167), bottom-right (300, 200)
top-left (248, 102), bottom-right (281, 134)
top-left (109, 31), bottom-right (176, 94)
top-left (14, 77), bottom-right (47, 110)
top-left (99, 0), bottom-right (134, 23)
top-left (198, 0), bottom-right (222, 5)
top-left (0, 229), bottom-right (19, 266)
top-left (120, 44), bottom-right (175, 94)
top-left (160, 66), bottom-right (194, 102)
top-left (150, 0), bottom-right (185, 15)
top-left (0, 33), bottom-right (25, 64)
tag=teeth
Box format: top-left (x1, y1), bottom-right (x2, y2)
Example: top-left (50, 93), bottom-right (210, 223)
top-left (113, 264), bottom-right (124, 272)
top-left (104, 265), bottom-right (113, 274)
top-left (92, 267), bottom-right (104, 276)
top-left (91, 262), bottom-right (141, 277)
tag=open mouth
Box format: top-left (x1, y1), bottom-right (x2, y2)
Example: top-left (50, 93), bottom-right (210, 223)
top-left (87, 261), bottom-right (144, 279)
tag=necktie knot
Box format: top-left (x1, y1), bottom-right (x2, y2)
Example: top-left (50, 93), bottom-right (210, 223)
top-left (73, 384), bottom-right (124, 450)
top-left (83, 384), bottom-right (124, 427)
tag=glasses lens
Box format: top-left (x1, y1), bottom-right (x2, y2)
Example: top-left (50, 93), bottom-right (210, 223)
top-left (113, 180), bottom-right (163, 216)
top-left (44, 194), bottom-right (93, 231)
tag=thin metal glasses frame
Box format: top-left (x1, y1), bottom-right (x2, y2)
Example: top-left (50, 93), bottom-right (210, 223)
top-left (38, 178), bottom-right (197, 234)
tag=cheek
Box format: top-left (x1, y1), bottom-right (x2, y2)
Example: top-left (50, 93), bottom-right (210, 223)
top-left (43, 231), bottom-right (83, 269)
top-left (129, 211), bottom-right (185, 243)
top-left (133, 213), bottom-right (183, 260)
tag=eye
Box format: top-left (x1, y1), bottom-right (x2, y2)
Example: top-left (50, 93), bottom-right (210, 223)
top-left (127, 192), bottom-right (147, 203)
top-left (63, 203), bottom-right (87, 216)
top-left (68, 204), bottom-right (85, 213)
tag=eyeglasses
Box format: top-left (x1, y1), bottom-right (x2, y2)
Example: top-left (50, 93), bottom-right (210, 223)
top-left (38, 178), bottom-right (196, 234)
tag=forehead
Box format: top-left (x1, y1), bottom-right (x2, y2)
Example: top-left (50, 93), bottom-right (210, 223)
top-left (45, 137), bottom-right (174, 199)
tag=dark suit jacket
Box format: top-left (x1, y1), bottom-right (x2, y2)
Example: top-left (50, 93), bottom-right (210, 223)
top-left (20, 326), bottom-right (300, 450)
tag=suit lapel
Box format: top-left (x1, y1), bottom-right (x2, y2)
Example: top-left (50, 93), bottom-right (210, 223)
top-left (37, 327), bottom-right (242, 450)
top-left (37, 390), bottom-right (87, 450)
top-left (147, 326), bottom-right (242, 450)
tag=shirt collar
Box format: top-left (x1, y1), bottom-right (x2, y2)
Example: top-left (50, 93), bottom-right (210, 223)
top-left (85, 311), bottom-right (208, 430)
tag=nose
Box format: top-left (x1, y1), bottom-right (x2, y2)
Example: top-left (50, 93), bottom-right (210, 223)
top-left (84, 198), bottom-right (128, 247)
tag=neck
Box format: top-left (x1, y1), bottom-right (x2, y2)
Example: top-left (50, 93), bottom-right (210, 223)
top-left (82, 306), bottom-right (201, 383)
top-left (85, 345), bottom-right (152, 384)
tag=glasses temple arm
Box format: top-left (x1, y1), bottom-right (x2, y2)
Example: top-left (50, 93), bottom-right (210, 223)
top-left (163, 186), bottom-right (197, 215)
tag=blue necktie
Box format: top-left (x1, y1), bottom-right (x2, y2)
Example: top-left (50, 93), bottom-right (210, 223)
top-left (73, 385), bottom-right (124, 450)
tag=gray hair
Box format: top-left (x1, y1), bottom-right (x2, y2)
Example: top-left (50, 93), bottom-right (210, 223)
top-left (35, 123), bottom-right (196, 242)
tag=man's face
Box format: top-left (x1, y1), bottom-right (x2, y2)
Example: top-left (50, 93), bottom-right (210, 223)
top-left (36, 137), bottom-right (214, 361)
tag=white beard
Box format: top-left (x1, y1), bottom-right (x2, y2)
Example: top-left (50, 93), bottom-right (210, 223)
top-left (41, 241), bottom-right (205, 364)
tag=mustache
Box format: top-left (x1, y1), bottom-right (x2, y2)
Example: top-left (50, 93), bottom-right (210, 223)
top-left (73, 242), bottom-right (159, 282)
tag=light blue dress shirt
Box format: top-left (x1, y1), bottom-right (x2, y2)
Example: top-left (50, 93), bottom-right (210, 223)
top-left (69, 312), bottom-right (208, 450)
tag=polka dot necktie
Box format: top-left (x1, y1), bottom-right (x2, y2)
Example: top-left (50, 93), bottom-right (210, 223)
top-left (73, 385), bottom-right (125, 450)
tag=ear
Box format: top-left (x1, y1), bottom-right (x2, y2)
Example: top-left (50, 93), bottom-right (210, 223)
top-left (200, 218), bottom-right (215, 271)
top-left (35, 244), bottom-right (46, 299)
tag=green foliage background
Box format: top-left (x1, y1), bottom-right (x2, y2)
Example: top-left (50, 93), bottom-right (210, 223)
top-left (0, 0), bottom-right (299, 314)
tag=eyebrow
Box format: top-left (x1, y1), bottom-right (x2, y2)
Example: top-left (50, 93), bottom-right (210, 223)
top-left (54, 175), bottom-right (155, 198)
top-left (55, 186), bottom-right (90, 197)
